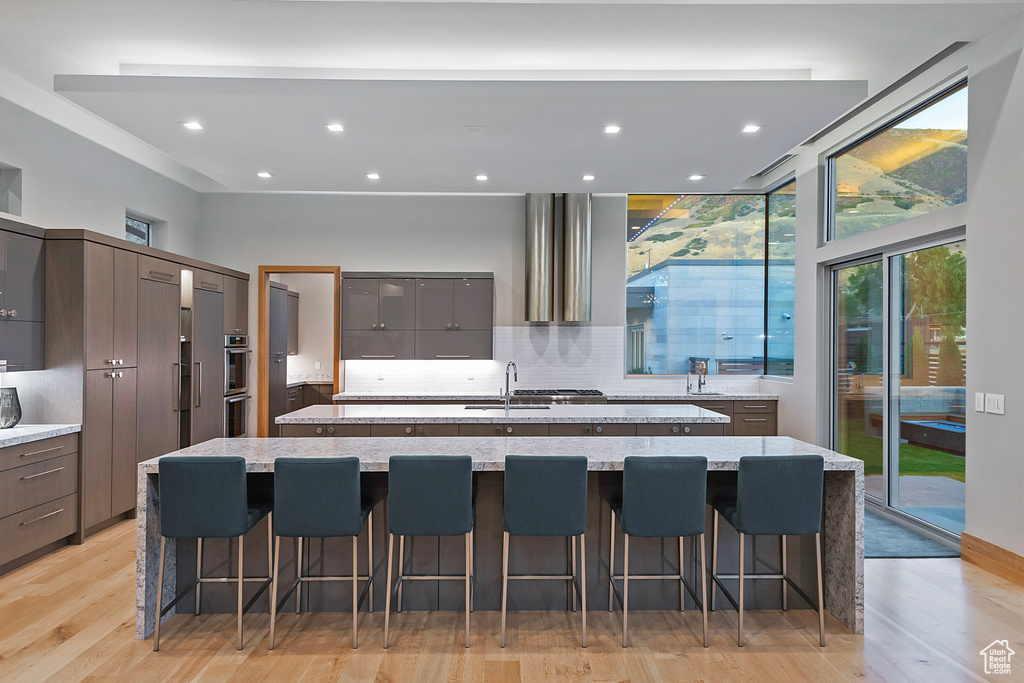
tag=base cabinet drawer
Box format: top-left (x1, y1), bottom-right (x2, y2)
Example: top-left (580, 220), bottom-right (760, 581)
top-left (593, 424), bottom-right (637, 436)
top-left (0, 434), bottom-right (79, 472)
top-left (734, 401), bottom-right (777, 415)
top-left (280, 424), bottom-right (371, 437)
top-left (637, 423), bottom-right (726, 436)
top-left (0, 493), bottom-right (78, 566)
top-left (502, 424), bottom-right (549, 436)
top-left (733, 415), bottom-right (778, 436)
top-left (0, 453), bottom-right (78, 518)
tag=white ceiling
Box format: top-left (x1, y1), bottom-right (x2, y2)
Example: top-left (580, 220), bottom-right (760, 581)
top-left (2, 1), bottom-right (1021, 192)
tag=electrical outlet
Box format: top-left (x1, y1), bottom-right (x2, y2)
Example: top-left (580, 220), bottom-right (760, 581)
top-left (314, 361), bottom-right (321, 370)
top-left (975, 392), bottom-right (986, 412)
top-left (985, 393), bottom-right (1005, 415)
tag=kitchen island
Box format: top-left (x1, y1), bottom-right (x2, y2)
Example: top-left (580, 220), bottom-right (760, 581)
top-left (136, 436), bottom-right (863, 639)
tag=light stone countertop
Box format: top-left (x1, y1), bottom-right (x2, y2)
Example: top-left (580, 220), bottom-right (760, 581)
top-left (139, 435), bottom-right (862, 473)
top-left (275, 403), bottom-right (730, 425)
top-left (0, 423), bottom-right (81, 448)
top-left (331, 391), bottom-right (780, 402)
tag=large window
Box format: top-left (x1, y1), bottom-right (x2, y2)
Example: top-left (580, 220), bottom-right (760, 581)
top-left (626, 194), bottom-right (766, 376)
top-left (830, 83), bottom-right (967, 240)
top-left (766, 181), bottom-right (796, 376)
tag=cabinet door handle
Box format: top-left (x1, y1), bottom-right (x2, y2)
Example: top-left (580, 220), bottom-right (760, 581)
top-left (683, 426), bottom-right (691, 434)
top-left (7, 309), bottom-right (16, 318)
top-left (506, 426), bottom-right (513, 434)
top-left (743, 405), bottom-right (767, 410)
top-left (446, 323), bottom-right (453, 330)
top-left (595, 426), bottom-right (603, 434)
top-left (584, 426), bottom-right (591, 434)
top-left (494, 426), bottom-right (501, 435)
top-left (361, 355), bottom-right (395, 359)
top-left (372, 323), bottom-right (378, 329)
top-left (149, 271), bottom-right (173, 281)
top-left (195, 362), bottom-right (202, 408)
top-left (327, 427), bottom-right (335, 435)
top-left (416, 426), bottom-right (424, 435)
top-left (200, 281), bottom-right (219, 290)
top-left (21, 445), bottom-right (63, 458)
top-left (173, 362), bottom-right (180, 413)
top-left (454, 323), bottom-right (460, 330)
top-left (21, 508), bottom-right (63, 525)
top-left (21, 466), bottom-right (64, 481)
top-left (744, 418), bottom-right (768, 422)
top-left (316, 427), bottom-right (324, 435)
top-left (404, 427), bottom-right (412, 434)
top-left (671, 426), bottom-right (680, 434)
top-left (436, 355), bottom-right (469, 359)
top-left (379, 323), bottom-right (386, 330)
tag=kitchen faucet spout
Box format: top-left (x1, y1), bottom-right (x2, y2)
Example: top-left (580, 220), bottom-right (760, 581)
top-left (505, 361), bottom-right (518, 410)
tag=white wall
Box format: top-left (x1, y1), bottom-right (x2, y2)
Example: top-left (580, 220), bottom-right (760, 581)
top-left (761, 17), bottom-right (1024, 555)
top-left (0, 96), bottom-right (202, 255)
top-left (275, 272), bottom-right (336, 382)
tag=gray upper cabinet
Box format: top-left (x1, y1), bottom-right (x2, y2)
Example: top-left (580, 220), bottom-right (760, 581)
top-left (84, 243), bottom-right (138, 371)
top-left (379, 278), bottom-right (416, 329)
top-left (342, 279), bottom-right (380, 330)
top-left (415, 279), bottom-right (454, 330)
top-left (342, 277), bottom-right (417, 359)
top-left (453, 278), bottom-right (493, 330)
top-left (287, 290), bottom-right (299, 355)
top-left (343, 330), bottom-right (416, 360)
top-left (223, 275), bottom-right (248, 336)
top-left (0, 320), bottom-right (43, 371)
top-left (4, 232), bottom-right (45, 322)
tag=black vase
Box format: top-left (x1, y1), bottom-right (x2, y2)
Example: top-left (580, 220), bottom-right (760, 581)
top-left (0, 387), bottom-right (23, 429)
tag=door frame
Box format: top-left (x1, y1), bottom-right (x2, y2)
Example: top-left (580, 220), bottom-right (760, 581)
top-left (257, 266), bottom-right (341, 438)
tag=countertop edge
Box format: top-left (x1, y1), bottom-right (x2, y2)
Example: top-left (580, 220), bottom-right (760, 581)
top-left (0, 424), bottom-right (82, 448)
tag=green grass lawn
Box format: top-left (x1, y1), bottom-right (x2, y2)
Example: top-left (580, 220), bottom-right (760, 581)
top-left (838, 419), bottom-right (966, 483)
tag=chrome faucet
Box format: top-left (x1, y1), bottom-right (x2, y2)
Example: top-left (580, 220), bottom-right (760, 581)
top-left (686, 372), bottom-right (694, 394)
top-left (505, 361), bottom-right (518, 410)
top-left (697, 361), bottom-right (708, 393)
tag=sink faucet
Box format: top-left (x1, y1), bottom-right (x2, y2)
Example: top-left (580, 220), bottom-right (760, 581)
top-left (505, 361), bottom-right (518, 410)
top-left (697, 361), bottom-right (708, 393)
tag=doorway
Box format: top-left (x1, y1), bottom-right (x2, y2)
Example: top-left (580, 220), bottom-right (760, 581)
top-left (257, 266), bottom-right (341, 438)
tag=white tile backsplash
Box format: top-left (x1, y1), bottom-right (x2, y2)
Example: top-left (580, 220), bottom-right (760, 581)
top-left (344, 326), bottom-right (762, 395)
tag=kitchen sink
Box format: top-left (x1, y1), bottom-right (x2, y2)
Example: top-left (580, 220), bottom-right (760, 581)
top-left (691, 392), bottom-right (724, 396)
top-left (464, 405), bottom-right (551, 410)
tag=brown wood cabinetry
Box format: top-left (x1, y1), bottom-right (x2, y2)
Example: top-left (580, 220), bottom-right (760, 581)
top-left (137, 277), bottom-right (180, 464)
top-left (280, 424), bottom-right (371, 437)
top-left (84, 243), bottom-right (138, 370)
top-left (83, 367), bottom-right (138, 526)
top-left (223, 276), bottom-right (248, 335)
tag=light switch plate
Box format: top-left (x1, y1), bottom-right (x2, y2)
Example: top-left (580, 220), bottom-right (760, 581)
top-left (985, 393), bottom-right (1005, 415)
top-left (314, 361), bottom-right (321, 370)
top-left (975, 392), bottom-right (986, 412)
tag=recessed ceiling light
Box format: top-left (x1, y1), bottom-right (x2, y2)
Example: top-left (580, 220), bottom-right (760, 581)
top-left (582, 174), bottom-right (595, 181)
top-left (182, 121), bottom-right (203, 130)
top-left (742, 124), bottom-right (762, 133)
top-left (256, 172), bottom-right (272, 179)
top-left (476, 175), bottom-right (488, 181)
top-left (688, 174), bottom-right (705, 181)
top-left (325, 123), bottom-right (344, 133)
top-left (604, 125), bottom-right (621, 134)
top-left (366, 172), bottom-right (380, 180)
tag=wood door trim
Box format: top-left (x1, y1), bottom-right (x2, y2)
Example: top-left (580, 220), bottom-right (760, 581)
top-left (257, 266), bottom-right (341, 438)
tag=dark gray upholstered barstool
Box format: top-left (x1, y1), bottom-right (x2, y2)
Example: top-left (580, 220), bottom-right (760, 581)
top-left (501, 455), bottom-right (588, 648)
top-left (605, 456), bottom-right (709, 647)
top-left (710, 454), bottom-right (826, 647)
top-left (384, 455), bottom-right (475, 648)
top-left (269, 457), bottom-right (381, 650)
top-left (154, 456), bottom-right (273, 652)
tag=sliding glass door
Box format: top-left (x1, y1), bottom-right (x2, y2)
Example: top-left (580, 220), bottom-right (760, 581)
top-left (831, 239), bottom-right (966, 535)
top-left (890, 241), bottom-right (967, 533)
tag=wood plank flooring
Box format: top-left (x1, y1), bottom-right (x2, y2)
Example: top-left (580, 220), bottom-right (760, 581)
top-left (0, 521), bottom-right (1020, 682)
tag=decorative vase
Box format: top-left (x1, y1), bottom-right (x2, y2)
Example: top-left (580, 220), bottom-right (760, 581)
top-left (0, 387), bottom-right (23, 429)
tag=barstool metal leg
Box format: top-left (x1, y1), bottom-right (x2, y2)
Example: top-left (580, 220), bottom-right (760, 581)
top-left (237, 533), bottom-right (245, 650)
top-left (607, 508), bottom-right (615, 612)
top-left (267, 513), bottom-right (273, 595)
top-left (469, 529), bottom-right (475, 612)
top-left (270, 536), bottom-right (281, 650)
top-left (781, 534), bottom-right (788, 611)
top-left (579, 533), bottom-right (587, 649)
top-left (679, 536), bottom-right (685, 612)
top-left (815, 532), bottom-right (826, 647)
top-left (195, 538), bottom-right (203, 615)
top-left (154, 536), bottom-right (166, 652)
top-left (737, 531), bottom-right (744, 647)
top-left (500, 531), bottom-right (510, 648)
top-left (711, 509), bottom-right (719, 611)
top-left (352, 535), bottom-right (359, 649)
top-left (621, 533), bottom-right (629, 647)
top-left (295, 537), bottom-right (303, 614)
top-left (699, 532), bottom-right (709, 648)
top-left (384, 533), bottom-right (394, 648)
top-left (397, 535), bottom-right (405, 613)
top-left (464, 532), bottom-right (471, 648)
top-left (570, 535), bottom-right (577, 612)
top-left (367, 510), bottom-right (374, 613)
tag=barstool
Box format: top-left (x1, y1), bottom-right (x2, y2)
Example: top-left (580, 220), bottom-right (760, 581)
top-left (501, 455), bottom-right (588, 648)
top-left (153, 456), bottom-right (273, 651)
top-left (269, 457), bottom-right (381, 650)
top-left (606, 456), bottom-right (709, 647)
top-left (709, 454), bottom-right (826, 647)
top-left (384, 455), bottom-right (475, 649)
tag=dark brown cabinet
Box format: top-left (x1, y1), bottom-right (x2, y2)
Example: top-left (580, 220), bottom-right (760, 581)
top-left (342, 278), bottom-right (416, 359)
top-left (84, 243), bottom-right (138, 370)
top-left (83, 367), bottom-right (137, 527)
top-left (137, 277), bottom-right (181, 464)
top-left (414, 277), bottom-right (492, 359)
top-left (223, 276), bottom-right (248, 335)
top-left (267, 283), bottom-right (289, 437)
top-left (192, 287), bottom-right (224, 444)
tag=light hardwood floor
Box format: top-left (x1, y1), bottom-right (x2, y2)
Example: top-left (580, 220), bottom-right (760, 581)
top-left (0, 521), bottom-right (1020, 683)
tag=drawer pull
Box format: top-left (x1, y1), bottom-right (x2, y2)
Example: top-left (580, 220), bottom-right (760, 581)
top-left (200, 281), bottom-right (220, 290)
top-left (148, 271), bottom-right (174, 281)
top-left (21, 508), bottom-right (64, 526)
top-left (436, 355), bottom-right (470, 359)
top-left (21, 466), bottom-right (64, 481)
top-left (743, 405), bottom-right (768, 409)
top-left (21, 445), bottom-right (63, 458)
top-left (744, 418), bottom-right (768, 422)
top-left (361, 355), bottom-right (396, 359)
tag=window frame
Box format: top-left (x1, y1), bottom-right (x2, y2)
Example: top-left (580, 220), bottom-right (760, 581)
top-left (824, 78), bottom-right (968, 244)
top-left (764, 176), bottom-right (798, 378)
top-left (125, 214), bottom-right (152, 247)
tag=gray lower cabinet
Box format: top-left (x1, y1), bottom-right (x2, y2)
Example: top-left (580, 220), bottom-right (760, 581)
top-left (415, 329), bottom-right (492, 359)
top-left (192, 287), bottom-right (225, 444)
top-left (83, 367), bottom-right (137, 528)
top-left (342, 330), bottom-right (415, 360)
top-left (137, 278), bottom-right (181, 463)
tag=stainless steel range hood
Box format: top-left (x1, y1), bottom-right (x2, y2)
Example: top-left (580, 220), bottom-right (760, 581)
top-left (525, 193), bottom-right (554, 321)
top-left (562, 193), bottom-right (592, 322)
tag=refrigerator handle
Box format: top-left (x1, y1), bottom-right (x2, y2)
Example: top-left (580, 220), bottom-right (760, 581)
top-left (173, 363), bottom-right (180, 413)
top-left (196, 362), bottom-right (202, 408)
